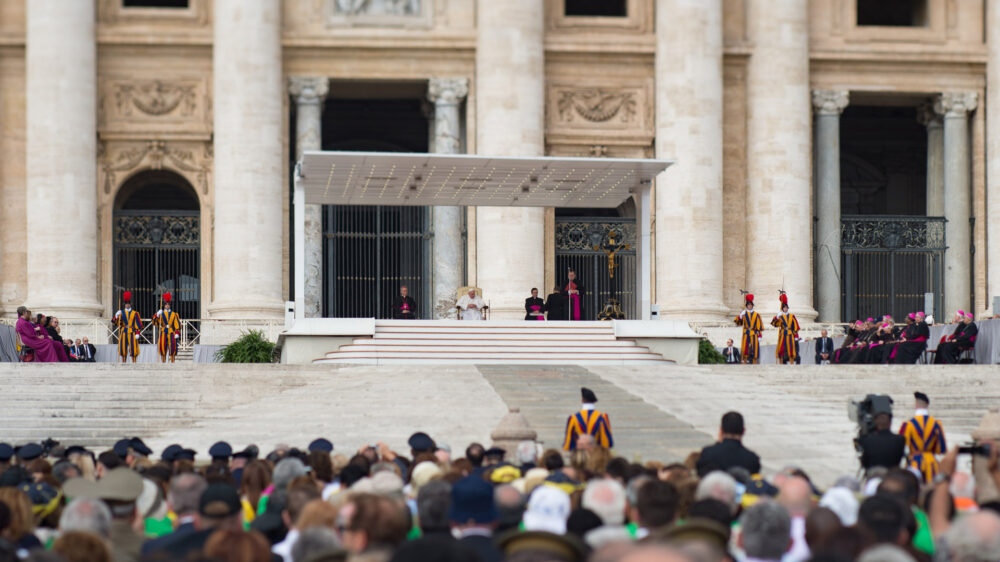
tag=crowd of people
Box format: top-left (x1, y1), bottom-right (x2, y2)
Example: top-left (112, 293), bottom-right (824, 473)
top-left (13, 306), bottom-right (95, 364)
top-left (0, 390), bottom-right (997, 562)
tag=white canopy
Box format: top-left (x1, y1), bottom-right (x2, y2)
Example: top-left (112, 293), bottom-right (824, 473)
top-left (297, 150), bottom-right (671, 208)
top-left (293, 152), bottom-right (672, 320)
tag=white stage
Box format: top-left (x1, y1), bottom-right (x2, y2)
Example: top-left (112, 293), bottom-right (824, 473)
top-left (277, 319), bottom-right (701, 366)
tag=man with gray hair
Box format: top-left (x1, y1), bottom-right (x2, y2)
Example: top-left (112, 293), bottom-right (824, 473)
top-left (142, 473), bottom-right (208, 554)
top-left (417, 480), bottom-right (452, 536)
top-left (273, 457), bottom-right (308, 491)
top-left (582, 478), bottom-right (631, 548)
top-left (937, 511), bottom-right (1000, 562)
top-left (291, 527), bottom-right (343, 562)
top-left (695, 471), bottom-right (739, 515)
top-left (739, 500), bottom-right (791, 562)
top-left (515, 441), bottom-right (537, 472)
top-left (59, 497), bottom-right (112, 539)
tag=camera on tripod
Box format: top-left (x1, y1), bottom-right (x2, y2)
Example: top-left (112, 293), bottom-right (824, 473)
top-left (848, 394), bottom-right (894, 454)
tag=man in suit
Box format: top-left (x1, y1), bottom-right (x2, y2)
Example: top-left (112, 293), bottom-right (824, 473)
top-left (859, 410), bottom-right (906, 473)
top-left (80, 337), bottom-right (97, 362)
top-left (141, 473), bottom-right (207, 554)
top-left (815, 329), bottom-right (834, 364)
top-left (722, 339), bottom-right (741, 364)
top-left (696, 411), bottom-right (761, 477)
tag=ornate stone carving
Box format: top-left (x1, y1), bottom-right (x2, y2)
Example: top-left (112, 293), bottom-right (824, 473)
top-left (811, 89), bottom-right (850, 116)
top-left (934, 91), bottom-right (979, 117)
top-left (427, 78), bottom-right (469, 106)
top-left (557, 89), bottom-right (637, 123)
top-left (115, 80), bottom-right (197, 117)
top-left (334, 0), bottom-right (420, 16)
top-left (288, 76), bottom-right (330, 105)
top-left (100, 140), bottom-right (212, 195)
top-left (917, 102), bottom-right (943, 128)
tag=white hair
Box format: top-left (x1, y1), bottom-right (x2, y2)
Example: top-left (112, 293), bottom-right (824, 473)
top-left (941, 511), bottom-right (1000, 562)
top-left (59, 497), bottom-right (112, 538)
top-left (582, 478), bottom-right (627, 526)
top-left (516, 441), bottom-right (537, 465)
top-left (858, 545), bottom-right (916, 562)
top-left (695, 471), bottom-right (738, 514)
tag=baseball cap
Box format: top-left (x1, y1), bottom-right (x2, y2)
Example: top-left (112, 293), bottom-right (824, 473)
top-left (523, 486), bottom-right (571, 535)
top-left (199, 484), bottom-right (241, 518)
top-left (63, 467), bottom-right (144, 502)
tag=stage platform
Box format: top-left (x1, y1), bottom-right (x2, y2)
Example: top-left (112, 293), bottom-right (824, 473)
top-left (276, 319), bottom-right (702, 366)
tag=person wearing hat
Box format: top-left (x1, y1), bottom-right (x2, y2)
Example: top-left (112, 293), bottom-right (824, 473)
top-left (449, 475), bottom-right (503, 562)
top-left (145, 483), bottom-right (244, 558)
top-left (63, 466), bottom-right (146, 561)
top-left (209, 441), bottom-right (233, 465)
top-left (934, 311), bottom-right (978, 364)
top-left (889, 311), bottom-right (930, 364)
top-left (230, 445), bottom-right (258, 489)
top-left (113, 291), bottom-right (143, 363)
top-left (16, 443), bottom-right (43, 465)
top-left (497, 486), bottom-right (586, 561)
top-left (0, 443), bottom-right (13, 474)
top-left (769, 293), bottom-right (800, 365)
top-left (734, 293), bottom-right (763, 364)
top-left (153, 292), bottom-right (181, 363)
top-left (563, 388), bottom-right (613, 451)
top-left (898, 392), bottom-right (947, 483)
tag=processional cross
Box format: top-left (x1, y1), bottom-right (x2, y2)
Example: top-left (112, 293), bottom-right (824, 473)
top-left (593, 228), bottom-right (631, 320)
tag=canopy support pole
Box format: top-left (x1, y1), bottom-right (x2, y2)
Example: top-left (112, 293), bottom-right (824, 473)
top-left (637, 183), bottom-right (653, 320)
top-left (294, 163), bottom-right (306, 320)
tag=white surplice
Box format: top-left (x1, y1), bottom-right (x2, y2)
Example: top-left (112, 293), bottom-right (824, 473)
top-left (457, 294), bottom-right (486, 321)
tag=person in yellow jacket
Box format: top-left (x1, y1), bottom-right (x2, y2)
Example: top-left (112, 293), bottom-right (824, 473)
top-left (563, 387), bottom-right (613, 450)
top-left (899, 391), bottom-right (947, 483)
top-left (770, 293), bottom-right (800, 364)
top-left (734, 293), bottom-right (763, 364)
top-left (154, 292), bottom-right (181, 363)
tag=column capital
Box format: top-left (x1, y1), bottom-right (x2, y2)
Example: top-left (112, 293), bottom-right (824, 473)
top-left (934, 91), bottom-right (979, 118)
top-left (288, 76), bottom-right (329, 105)
top-left (811, 89), bottom-right (849, 116)
top-left (427, 77), bottom-right (469, 105)
top-left (917, 102), bottom-right (943, 129)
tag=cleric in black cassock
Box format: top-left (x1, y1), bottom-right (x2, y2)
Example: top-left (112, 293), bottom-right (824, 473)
top-left (560, 269), bottom-right (585, 321)
top-left (935, 312), bottom-right (978, 364)
top-left (890, 312), bottom-right (930, 364)
top-left (544, 285), bottom-right (566, 321)
top-left (525, 288), bottom-right (545, 321)
top-left (391, 286), bottom-right (417, 319)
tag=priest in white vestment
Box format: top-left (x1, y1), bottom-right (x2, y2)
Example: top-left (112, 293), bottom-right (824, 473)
top-left (457, 289), bottom-right (487, 321)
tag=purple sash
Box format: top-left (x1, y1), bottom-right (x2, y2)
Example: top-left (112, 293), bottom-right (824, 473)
top-left (530, 305), bottom-right (544, 320)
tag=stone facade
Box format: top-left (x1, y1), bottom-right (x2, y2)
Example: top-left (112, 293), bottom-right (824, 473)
top-left (0, 0), bottom-right (997, 323)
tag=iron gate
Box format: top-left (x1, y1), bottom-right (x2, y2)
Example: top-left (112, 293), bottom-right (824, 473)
top-left (323, 205), bottom-right (431, 318)
top-left (555, 218), bottom-right (636, 320)
top-left (112, 211), bottom-right (201, 322)
top-left (841, 215), bottom-right (945, 321)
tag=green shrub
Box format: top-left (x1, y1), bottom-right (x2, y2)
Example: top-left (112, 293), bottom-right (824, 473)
top-left (215, 330), bottom-right (277, 363)
top-left (698, 338), bottom-right (725, 364)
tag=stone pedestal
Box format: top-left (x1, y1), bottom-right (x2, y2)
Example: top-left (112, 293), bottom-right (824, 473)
top-left (209, 0), bottom-right (285, 319)
top-left (812, 90), bottom-right (849, 323)
top-left (25, 0), bottom-right (102, 317)
top-left (746, 0), bottom-right (816, 319)
top-left (919, 104), bottom-right (945, 217)
top-left (971, 408), bottom-right (1000, 503)
top-left (987, 0), bottom-right (1000, 313)
top-left (654, 0), bottom-right (728, 320)
top-left (475, 0), bottom-right (545, 319)
top-left (935, 92), bottom-right (978, 317)
top-left (428, 78), bottom-right (469, 319)
top-left (289, 77), bottom-right (329, 318)
top-left (490, 408), bottom-right (538, 464)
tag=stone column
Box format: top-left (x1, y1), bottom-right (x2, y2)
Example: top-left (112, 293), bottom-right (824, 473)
top-left (209, 0), bottom-right (285, 319)
top-left (812, 89), bottom-right (849, 323)
top-left (935, 92), bottom-right (978, 316)
top-left (428, 78), bottom-right (469, 318)
top-left (918, 103), bottom-right (945, 217)
top-left (25, 0), bottom-right (102, 317)
top-left (746, 0), bottom-right (816, 319)
top-left (654, 0), bottom-right (728, 320)
top-left (475, 0), bottom-right (545, 319)
top-left (289, 77), bottom-right (329, 318)
top-left (987, 0), bottom-right (1000, 313)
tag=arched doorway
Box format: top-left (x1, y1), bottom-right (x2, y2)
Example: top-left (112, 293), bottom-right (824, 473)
top-left (113, 170), bottom-right (200, 321)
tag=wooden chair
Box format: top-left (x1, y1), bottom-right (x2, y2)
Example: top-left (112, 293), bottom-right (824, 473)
top-left (456, 286), bottom-right (488, 320)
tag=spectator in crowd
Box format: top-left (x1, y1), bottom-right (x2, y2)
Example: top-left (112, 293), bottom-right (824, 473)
top-left (52, 530), bottom-right (112, 562)
top-left (141, 472), bottom-right (207, 554)
top-left (739, 500), bottom-right (791, 562)
top-left (696, 411), bottom-right (761, 477)
top-left (859, 411), bottom-right (906, 473)
top-left (272, 481), bottom-right (321, 562)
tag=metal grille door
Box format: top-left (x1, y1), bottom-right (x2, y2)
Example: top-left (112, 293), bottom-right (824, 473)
top-left (323, 205), bottom-right (430, 318)
top-left (841, 216), bottom-right (945, 321)
top-left (555, 218), bottom-right (637, 320)
top-left (112, 211), bottom-right (201, 321)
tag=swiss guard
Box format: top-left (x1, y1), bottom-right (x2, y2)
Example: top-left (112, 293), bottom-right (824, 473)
top-left (734, 292), bottom-right (763, 364)
top-left (563, 387), bottom-right (614, 451)
top-left (114, 291), bottom-right (143, 363)
top-left (154, 292), bottom-right (181, 363)
top-left (770, 292), bottom-right (801, 364)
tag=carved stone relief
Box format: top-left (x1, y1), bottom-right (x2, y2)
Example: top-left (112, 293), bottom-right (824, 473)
top-left (99, 140), bottom-right (213, 196)
top-left (334, 0), bottom-right (420, 16)
top-left (116, 80), bottom-right (197, 117)
top-left (326, 0), bottom-right (430, 27)
top-left (547, 82), bottom-right (653, 144)
top-left (100, 78), bottom-right (211, 135)
top-left (557, 89), bottom-right (637, 123)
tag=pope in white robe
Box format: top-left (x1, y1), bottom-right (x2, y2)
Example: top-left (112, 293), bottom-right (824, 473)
top-left (457, 289), bottom-right (486, 321)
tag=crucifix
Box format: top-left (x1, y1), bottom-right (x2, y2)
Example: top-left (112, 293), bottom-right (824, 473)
top-left (594, 228), bottom-right (631, 320)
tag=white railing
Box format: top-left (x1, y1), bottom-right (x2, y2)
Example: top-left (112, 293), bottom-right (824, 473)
top-left (0, 318), bottom-right (285, 348)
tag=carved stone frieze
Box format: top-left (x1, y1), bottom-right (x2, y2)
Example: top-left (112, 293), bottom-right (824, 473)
top-left (547, 82), bottom-right (653, 142)
top-left (334, 0), bottom-right (420, 16)
top-left (100, 78), bottom-right (211, 135)
top-left (99, 140), bottom-right (213, 196)
top-left (557, 89), bottom-right (637, 123)
top-left (116, 80), bottom-right (197, 117)
top-left (326, 0), bottom-right (430, 27)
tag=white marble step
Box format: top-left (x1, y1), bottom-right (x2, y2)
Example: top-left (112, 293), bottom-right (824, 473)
top-left (318, 350), bottom-right (667, 361)
top-left (331, 344), bottom-right (652, 355)
top-left (358, 337), bottom-right (635, 347)
top-left (372, 332), bottom-right (616, 341)
top-left (316, 357), bottom-right (669, 366)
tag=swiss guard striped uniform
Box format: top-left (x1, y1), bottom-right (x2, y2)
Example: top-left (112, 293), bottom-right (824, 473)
top-left (154, 293), bottom-right (181, 363)
top-left (899, 409), bottom-right (946, 483)
top-left (770, 293), bottom-right (800, 364)
top-left (734, 294), bottom-right (763, 364)
top-left (114, 291), bottom-right (143, 362)
top-left (563, 387), bottom-right (614, 450)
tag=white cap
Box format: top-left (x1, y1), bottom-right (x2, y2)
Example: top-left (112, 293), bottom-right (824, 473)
top-left (522, 486), bottom-right (571, 535)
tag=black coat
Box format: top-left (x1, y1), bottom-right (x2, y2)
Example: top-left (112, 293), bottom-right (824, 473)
top-left (525, 297), bottom-right (545, 320)
top-left (721, 346), bottom-right (741, 364)
top-left (544, 292), bottom-right (566, 321)
top-left (391, 296), bottom-right (417, 319)
top-left (858, 429), bottom-right (906, 470)
top-left (696, 438), bottom-right (761, 477)
top-left (815, 337), bottom-right (835, 363)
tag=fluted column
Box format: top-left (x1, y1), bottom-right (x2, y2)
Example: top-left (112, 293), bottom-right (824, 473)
top-left (746, 0), bottom-right (815, 319)
top-left (918, 103), bottom-right (945, 217)
top-left (209, 0), bottom-right (284, 319)
top-left (935, 92), bottom-right (978, 316)
top-left (25, 0), bottom-right (101, 317)
top-left (987, 0), bottom-right (1000, 313)
top-left (475, 0), bottom-right (545, 319)
top-left (654, 0), bottom-right (728, 320)
top-left (289, 77), bottom-right (329, 318)
top-left (812, 90), bottom-right (849, 323)
top-left (428, 78), bottom-right (469, 318)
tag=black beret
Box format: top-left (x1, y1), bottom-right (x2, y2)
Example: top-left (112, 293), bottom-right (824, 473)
top-left (408, 432), bottom-right (435, 451)
top-left (914, 392), bottom-right (930, 405)
top-left (209, 442), bottom-right (233, 460)
top-left (308, 438), bottom-right (334, 453)
top-left (581, 387), bottom-right (598, 403)
top-left (18, 443), bottom-right (43, 461)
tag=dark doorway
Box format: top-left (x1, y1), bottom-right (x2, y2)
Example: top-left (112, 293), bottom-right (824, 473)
top-left (113, 170), bottom-right (200, 323)
top-left (318, 93), bottom-right (431, 318)
top-left (123, 0), bottom-right (189, 7)
top-left (565, 0), bottom-right (627, 17)
top-left (857, 0), bottom-right (927, 27)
